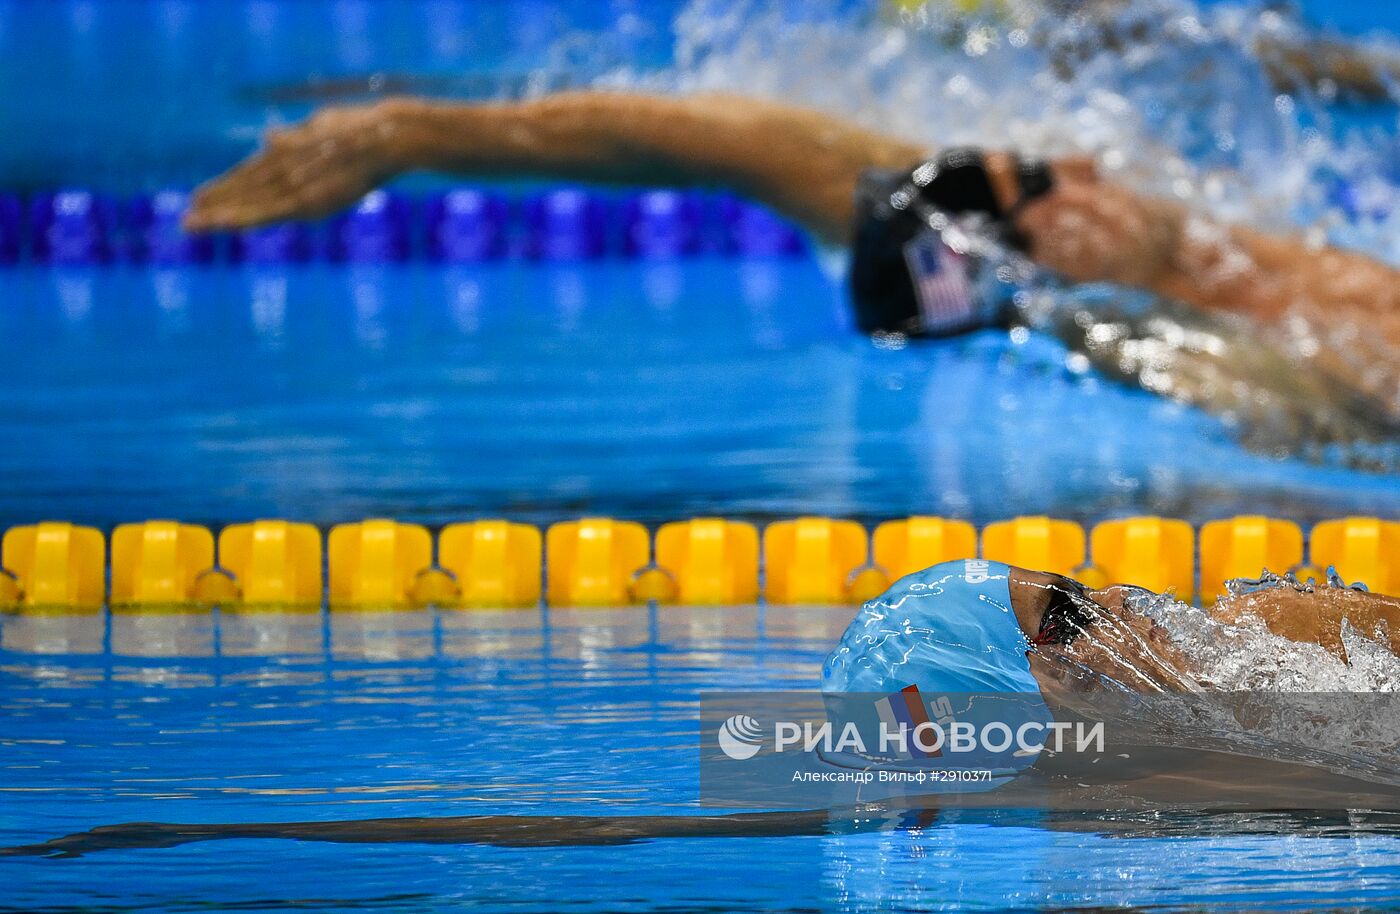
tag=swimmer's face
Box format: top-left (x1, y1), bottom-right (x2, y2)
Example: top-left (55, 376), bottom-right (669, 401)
top-left (1009, 569), bottom-right (1191, 691)
top-left (1006, 568), bottom-right (1102, 644)
top-left (1008, 568), bottom-right (1166, 642)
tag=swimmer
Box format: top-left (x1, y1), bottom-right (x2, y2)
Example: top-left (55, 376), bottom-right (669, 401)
top-left (178, 90), bottom-right (1393, 335)
top-left (182, 90), bottom-right (1400, 462)
top-left (11, 561), bottom-right (1400, 858)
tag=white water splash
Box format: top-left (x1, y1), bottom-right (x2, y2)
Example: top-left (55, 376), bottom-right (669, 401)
top-left (1090, 579), bottom-right (1400, 777)
top-left (1127, 581), bottom-right (1400, 692)
top-left (561, 0), bottom-right (1400, 258)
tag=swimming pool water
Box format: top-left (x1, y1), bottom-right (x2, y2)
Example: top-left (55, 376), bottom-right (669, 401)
top-left (3, 149), bottom-right (1398, 914)
top-left (7, 605), bottom-right (1400, 912)
top-left (1, 257), bottom-right (1394, 529)
top-left (5, 0), bottom-right (1400, 909)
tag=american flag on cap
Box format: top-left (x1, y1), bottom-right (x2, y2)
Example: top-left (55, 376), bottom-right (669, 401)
top-left (902, 230), bottom-right (975, 334)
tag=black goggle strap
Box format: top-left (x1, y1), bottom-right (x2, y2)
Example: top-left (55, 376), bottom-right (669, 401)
top-left (1003, 156), bottom-right (1054, 250)
top-left (892, 148), bottom-right (1054, 252)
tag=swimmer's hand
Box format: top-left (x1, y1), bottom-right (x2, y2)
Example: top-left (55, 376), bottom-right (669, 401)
top-left (184, 101), bottom-right (415, 232)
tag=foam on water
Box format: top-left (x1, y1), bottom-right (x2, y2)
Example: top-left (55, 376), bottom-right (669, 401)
top-left (940, 573), bottom-right (1400, 786)
top-left (1127, 579), bottom-right (1400, 693)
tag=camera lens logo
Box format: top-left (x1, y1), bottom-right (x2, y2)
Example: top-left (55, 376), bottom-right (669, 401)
top-left (717, 715), bottom-right (764, 760)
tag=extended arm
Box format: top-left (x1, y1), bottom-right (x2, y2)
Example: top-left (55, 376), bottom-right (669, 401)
top-left (185, 92), bottom-right (925, 242)
top-left (186, 92), bottom-right (1400, 360)
top-left (2, 809), bottom-right (849, 857)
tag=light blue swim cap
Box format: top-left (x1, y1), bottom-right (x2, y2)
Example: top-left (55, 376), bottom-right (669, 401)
top-left (823, 559), bottom-right (1040, 695)
top-left (820, 559), bottom-right (1051, 784)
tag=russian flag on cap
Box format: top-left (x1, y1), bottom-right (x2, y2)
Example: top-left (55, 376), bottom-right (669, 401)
top-left (874, 684), bottom-right (942, 758)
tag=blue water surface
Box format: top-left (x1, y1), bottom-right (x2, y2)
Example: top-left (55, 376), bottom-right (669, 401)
top-left (6, 605), bottom-right (1400, 912)
top-left (1, 257), bottom-right (1394, 529)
